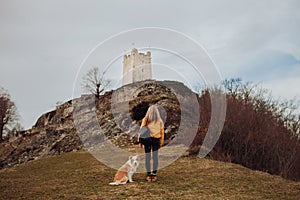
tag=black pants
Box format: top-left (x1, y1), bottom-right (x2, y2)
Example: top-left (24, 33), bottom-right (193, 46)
top-left (144, 138), bottom-right (160, 175)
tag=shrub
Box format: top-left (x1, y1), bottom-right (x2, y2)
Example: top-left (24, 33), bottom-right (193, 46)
top-left (191, 79), bottom-right (300, 181)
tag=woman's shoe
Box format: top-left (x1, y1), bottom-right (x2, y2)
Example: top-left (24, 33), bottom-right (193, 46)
top-left (151, 176), bottom-right (157, 182)
top-left (146, 176), bottom-right (152, 182)
top-left (150, 173), bottom-right (157, 182)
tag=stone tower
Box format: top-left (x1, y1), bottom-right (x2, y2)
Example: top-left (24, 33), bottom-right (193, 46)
top-left (122, 48), bottom-right (152, 85)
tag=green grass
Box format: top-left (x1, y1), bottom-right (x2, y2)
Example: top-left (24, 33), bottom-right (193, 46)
top-left (0, 150), bottom-right (299, 199)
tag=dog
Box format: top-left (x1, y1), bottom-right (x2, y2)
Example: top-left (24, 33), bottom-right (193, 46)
top-left (109, 155), bottom-right (140, 186)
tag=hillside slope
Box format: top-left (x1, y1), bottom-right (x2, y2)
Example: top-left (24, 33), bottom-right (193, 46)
top-left (0, 151), bottom-right (299, 199)
top-left (0, 80), bottom-right (192, 169)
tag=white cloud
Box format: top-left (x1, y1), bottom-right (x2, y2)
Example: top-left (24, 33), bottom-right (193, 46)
top-left (262, 77), bottom-right (300, 101)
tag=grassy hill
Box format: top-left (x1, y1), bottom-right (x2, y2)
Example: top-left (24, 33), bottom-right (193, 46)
top-left (0, 151), bottom-right (299, 200)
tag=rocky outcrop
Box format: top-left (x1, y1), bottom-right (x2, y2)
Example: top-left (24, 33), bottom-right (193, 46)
top-left (0, 80), bottom-right (198, 168)
top-left (0, 100), bottom-right (81, 168)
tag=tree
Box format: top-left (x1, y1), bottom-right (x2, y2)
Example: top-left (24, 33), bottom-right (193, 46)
top-left (82, 67), bottom-right (111, 99)
top-left (7, 122), bottom-right (24, 138)
top-left (0, 87), bottom-right (18, 141)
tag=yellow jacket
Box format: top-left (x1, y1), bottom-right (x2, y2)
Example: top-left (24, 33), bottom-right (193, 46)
top-left (141, 118), bottom-right (164, 146)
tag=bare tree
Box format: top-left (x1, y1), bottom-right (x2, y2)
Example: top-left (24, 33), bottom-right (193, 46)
top-left (8, 122), bottom-right (23, 138)
top-left (222, 78), bottom-right (242, 95)
top-left (82, 67), bottom-right (111, 99)
top-left (0, 87), bottom-right (18, 141)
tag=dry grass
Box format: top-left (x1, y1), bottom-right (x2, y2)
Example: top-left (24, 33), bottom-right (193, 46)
top-left (0, 150), bottom-right (299, 199)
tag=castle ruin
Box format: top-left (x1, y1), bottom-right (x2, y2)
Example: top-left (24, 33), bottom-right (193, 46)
top-left (122, 48), bottom-right (152, 85)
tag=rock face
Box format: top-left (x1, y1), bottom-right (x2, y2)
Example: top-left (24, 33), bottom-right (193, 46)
top-left (0, 100), bottom-right (82, 168)
top-left (0, 80), bottom-right (198, 169)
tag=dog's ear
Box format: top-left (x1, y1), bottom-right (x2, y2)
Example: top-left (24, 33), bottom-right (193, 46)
top-left (129, 156), bottom-right (133, 161)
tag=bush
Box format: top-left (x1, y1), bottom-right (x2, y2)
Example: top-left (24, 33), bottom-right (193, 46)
top-left (191, 79), bottom-right (300, 181)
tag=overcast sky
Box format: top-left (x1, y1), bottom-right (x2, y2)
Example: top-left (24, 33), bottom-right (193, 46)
top-left (1, 0), bottom-right (300, 129)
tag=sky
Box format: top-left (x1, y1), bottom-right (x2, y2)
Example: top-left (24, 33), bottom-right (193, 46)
top-left (0, 0), bottom-right (300, 129)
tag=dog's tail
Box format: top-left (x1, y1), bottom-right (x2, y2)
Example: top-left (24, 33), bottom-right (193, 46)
top-left (109, 181), bottom-right (127, 186)
top-left (109, 182), bottom-right (119, 186)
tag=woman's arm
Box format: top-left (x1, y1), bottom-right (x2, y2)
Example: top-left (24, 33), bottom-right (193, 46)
top-left (141, 118), bottom-right (147, 127)
top-left (138, 118), bottom-right (147, 148)
top-left (160, 121), bottom-right (164, 147)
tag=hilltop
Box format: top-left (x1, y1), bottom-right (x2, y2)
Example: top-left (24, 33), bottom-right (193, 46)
top-left (1, 79), bottom-right (299, 182)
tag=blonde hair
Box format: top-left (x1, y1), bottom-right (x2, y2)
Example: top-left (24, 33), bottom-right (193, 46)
top-left (145, 105), bottom-right (162, 123)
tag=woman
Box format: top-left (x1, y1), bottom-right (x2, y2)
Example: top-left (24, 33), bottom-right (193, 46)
top-left (139, 105), bottom-right (164, 182)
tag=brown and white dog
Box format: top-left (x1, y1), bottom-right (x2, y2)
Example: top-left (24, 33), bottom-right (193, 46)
top-left (109, 155), bottom-right (140, 186)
